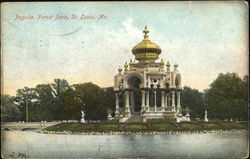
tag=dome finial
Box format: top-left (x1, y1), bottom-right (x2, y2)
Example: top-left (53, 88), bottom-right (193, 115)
top-left (143, 25), bottom-right (149, 40)
top-left (118, 66), bottom-right (122, 73)
top-left (174, 63), bottom-right (178, 70)
top-left (166, 61), bottom-right (171, 71)
top-left (124, 62), bottom-right (129, 71)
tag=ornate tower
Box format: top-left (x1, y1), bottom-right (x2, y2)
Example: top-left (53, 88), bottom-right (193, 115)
top-left (114, 26), bottom-right (182, 123)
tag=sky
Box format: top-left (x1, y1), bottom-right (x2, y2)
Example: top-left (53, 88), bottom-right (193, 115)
top-left (1, 2), bottom-right (249, 96)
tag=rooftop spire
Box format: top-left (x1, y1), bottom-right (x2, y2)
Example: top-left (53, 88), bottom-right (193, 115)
top-left (174, 63), bottom-right (178, 70)
top-left (118, 66), bottom-right (122, 73)
top-left (166, 61), bottom-right (171, 71)
top-left (143, 25), bottom-right (149, 40)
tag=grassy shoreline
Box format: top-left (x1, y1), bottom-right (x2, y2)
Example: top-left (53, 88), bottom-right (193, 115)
top-left (42, 121), bottom-right (248, 135)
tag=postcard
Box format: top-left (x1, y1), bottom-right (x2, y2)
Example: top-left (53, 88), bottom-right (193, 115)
top-left (1, 2), bottom-right (249, 159)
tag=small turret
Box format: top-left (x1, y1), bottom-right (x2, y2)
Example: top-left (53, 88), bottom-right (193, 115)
top-left (124, 62), bottom-right (129, 71)
top-left (166, 61), bottom-right (171, 71)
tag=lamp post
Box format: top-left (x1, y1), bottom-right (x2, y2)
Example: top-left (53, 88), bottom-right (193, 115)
top-left (26, 96), bottom-right (28, 122)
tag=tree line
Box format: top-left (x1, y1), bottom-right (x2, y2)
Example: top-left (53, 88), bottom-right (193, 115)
top-left (181, 73), bottom-right (248, 121)
top-left (1, 79), bottom-right (115, 122)
top-left (1, 72), bottom-right (248, 122)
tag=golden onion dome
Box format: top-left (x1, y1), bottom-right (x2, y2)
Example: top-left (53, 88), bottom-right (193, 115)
top-left (132, 26), bottom-right (162, 58)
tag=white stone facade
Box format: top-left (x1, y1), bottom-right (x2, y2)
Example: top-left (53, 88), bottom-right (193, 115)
top-left (113, 26), bottom-right (183, 122)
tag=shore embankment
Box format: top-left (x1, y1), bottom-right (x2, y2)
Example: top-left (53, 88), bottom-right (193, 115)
top-left (40, 121), bottom-right (248, 135)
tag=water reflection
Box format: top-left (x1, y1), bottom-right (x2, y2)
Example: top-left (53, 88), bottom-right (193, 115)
top-left (1, 130), bottom-right (248, 159)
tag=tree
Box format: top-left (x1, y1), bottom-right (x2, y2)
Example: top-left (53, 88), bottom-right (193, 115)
top-left (34, 84), bottom-right (54, 121)
top-left (73, 82), bottom-right (109, 120)
top-left (180, 86), bottom-right (204, 118)
top-left (50, 79), bottom-right (70, 120)
top-left (14, 87), bottom-right (37, 121)
top-left (204, 73), bottom-right (248, 121)
top-left (1, 95), bottom-right (21, 121)
top-left (103, 87), bottom-right (115, 116)
top-left (61, 87), bottom-right (81, 121)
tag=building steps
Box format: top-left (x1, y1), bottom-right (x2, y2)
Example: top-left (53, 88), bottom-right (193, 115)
top-left (125, 112), bottom-right (143, 123)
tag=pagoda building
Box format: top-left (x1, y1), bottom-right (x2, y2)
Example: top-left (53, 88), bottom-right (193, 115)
top-left (114, 26), bottom-right (182, 122)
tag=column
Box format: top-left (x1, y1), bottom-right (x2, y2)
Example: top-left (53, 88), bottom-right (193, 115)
top-left (171, 91), bottom-right (175, 111)
top-left (125, 91), bottom-right (130, 117)
top-left (130, 91), bottom-right (134, 113)
top-left (177, 91), bottom-right (181, 108)
top-left (177, 91), bottom-right (181, 113)
top-left (148, 77), bottom-right (151, 88)
top-left (141, 90), bottom-right (145, 112)
top-left (165, 92), bottom-right (168, 108)
top-left (168, 93), bottom-right (171, 108)
top-left (161, 91), bottom-right (165, 108)
top-left (115, 92), bottom-right (119, 117)
top-left (154, 90), bottom-right (157, 112)
top-left (146, 90), bottom-right (150, 111)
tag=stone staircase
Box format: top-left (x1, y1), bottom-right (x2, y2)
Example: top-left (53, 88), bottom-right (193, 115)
top-left (125, 112), bottom-right (143, 123)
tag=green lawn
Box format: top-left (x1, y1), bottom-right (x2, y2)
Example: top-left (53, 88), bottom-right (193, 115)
top-left (180, 123), bottom-right (203, 131)
top-left (151, 123), bottom-right (175, 131)
top-left (99, 124), bottom-right (120, 132)
top-left (43, 121), bottom-right (248, 133)
top-left (202, 123), bottom-right (222, 130)
top-left (124, 124), bottom-right (147, 132)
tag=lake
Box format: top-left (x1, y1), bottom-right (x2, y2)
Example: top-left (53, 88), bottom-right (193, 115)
top-left (1, 130), bottom-right (248, 159)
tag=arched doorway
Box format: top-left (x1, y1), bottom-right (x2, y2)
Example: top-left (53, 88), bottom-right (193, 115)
top-left (127, 73), bottom-right (143, 113)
